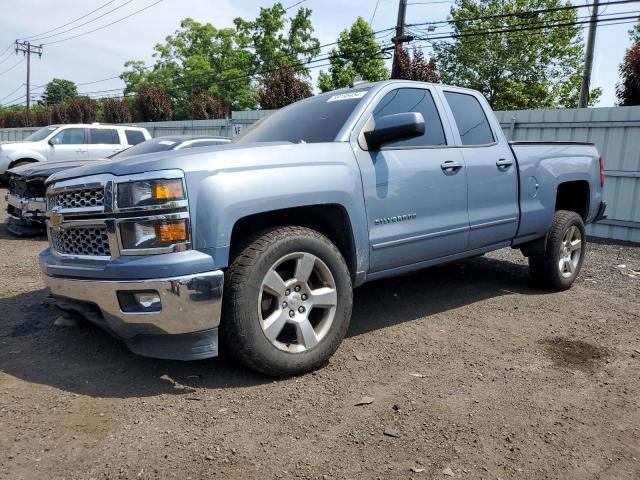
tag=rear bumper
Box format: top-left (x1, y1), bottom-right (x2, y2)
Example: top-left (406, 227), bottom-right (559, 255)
top-left (43, 269), bottom-right (224, 360)
top-left (593, 201), bottom-right (607, 223)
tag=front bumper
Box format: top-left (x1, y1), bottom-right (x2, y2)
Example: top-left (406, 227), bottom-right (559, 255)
top-left (43, 269), bottom-right (224, 360)
top-left (5, 192), bottom-right (47, 235)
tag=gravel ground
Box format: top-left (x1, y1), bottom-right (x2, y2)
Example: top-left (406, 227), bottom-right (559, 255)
top-left (0, 189), bottom-right (638, 480)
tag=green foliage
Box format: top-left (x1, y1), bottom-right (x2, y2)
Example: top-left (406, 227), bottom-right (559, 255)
top-left (318, 18), bottom-right (388, 92)
top-left (121, 5), bottom-right (320, 117)
top-left (234, 2), bottom-right (320, 76)
top-left (259, 65), bottom-right (312, 109)
top-left (42, 78), bottom-right (78, 105)
top-left (629, 20), bottom-right (640, 45)
top-left (433, 0), bottom-right (600, 110)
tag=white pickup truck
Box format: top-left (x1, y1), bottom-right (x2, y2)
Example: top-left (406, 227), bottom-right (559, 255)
top-left (0, 123), bottom-right (151, 179)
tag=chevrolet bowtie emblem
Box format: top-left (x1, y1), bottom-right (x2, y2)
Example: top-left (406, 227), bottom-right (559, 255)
top-left (49, 212), bottom-right (63, 228)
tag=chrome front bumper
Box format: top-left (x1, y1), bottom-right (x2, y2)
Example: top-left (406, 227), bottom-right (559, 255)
top-left (43, 270), bottom-right (224, 359)
top-left (6, 192), bottom-right (46, 219)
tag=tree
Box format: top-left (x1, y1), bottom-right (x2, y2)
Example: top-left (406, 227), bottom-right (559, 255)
top-left (617, 44), bottom-right (640, 106)
top-left (122, 19), bottom-right (256, 115)
top-left (234, 2), bottom-right (320, 76)
top-left (259, 65), bottom-right (312, 109)
top-left (67, 96), bottom-right (97, 123)
top-left (188, 91), bottom-right (230, 119)
top-left (42, 79), bottom-right (78, 105)
top-left (103, 98), bottom-right (133, 123)
top-left (318, 18), bottom-right (388, 92)
top-left (391, 46), bottom-right (441, 83)
top-left (433, 0), bottom-right (600, 110)
top-left (135, 84), bottom-right (173, 121)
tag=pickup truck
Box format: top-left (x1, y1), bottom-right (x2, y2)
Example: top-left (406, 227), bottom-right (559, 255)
top-left (4, 135), bottom-right (230, 235)
top-left (0, 123), bottom-right (151, 179)
top-left (39, 80), bottom-right (607, 376)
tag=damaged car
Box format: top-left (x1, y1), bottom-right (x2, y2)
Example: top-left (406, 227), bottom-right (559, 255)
top-left (4, 135), bottom-right (231, 235)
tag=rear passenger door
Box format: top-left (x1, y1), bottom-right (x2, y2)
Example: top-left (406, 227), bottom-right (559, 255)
top-left (87, 128), bottom-right (122, 160)
top-left (441, 90), bottom-right (518, 248)
top-left (353, 86), bottom-right (469, 273)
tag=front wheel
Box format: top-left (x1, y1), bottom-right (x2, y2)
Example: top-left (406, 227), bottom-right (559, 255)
top-left (528, 210), bottom-right (586, 291)
top-left (221, 226), bottom-right (353, 376)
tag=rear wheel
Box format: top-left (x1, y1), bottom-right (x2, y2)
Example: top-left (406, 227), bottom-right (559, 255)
top-left (222, 226), bottom-right (353, 376)
top-left (528, 210), bottom-right (586, 291)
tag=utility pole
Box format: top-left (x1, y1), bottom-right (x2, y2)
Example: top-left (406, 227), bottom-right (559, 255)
top-left (578, 0), bottom-right (599, 108)
top-left (391, 0), bottom-right (414, 76)
top-left (393, 0), bottom-right (408, 44)
top-left (14, 40), bottom-right (43, 112)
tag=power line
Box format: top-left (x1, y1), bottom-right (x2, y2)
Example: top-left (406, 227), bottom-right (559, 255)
top-left (19, 0), bottom-right (120, 41)
top-left (0, 58), bottom-right (25, 77)
top-left (411, 12), bottom-right (640, 42)
top-left (28, 0), bottom-right (138, 43)
top-left (42, 0), bottom-right (164, 46)
top-left (0, 84), bottom-right (24, 104)
top-left (407, 0), bottom-right (640, 28)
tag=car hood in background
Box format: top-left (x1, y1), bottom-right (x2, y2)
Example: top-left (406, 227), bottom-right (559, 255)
top-left (9, 158), bottom-right (110, 178)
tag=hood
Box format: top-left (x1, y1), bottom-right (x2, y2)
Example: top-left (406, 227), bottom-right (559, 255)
top-left (0, 141), bottom-right (30, 150)
top-left (47, 142), bottom-right (296, 183)
top-left (10, 158), bottom-right (110, 178)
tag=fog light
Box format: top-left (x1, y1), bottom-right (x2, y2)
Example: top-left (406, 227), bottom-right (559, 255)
top-left (118, 290), bottom-right (162, 313)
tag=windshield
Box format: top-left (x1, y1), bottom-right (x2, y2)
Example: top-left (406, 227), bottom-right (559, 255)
top-left (109, 138), bottom-right (179, 159)
top-left (24, 126), bottom-right (59, 142)
top-left (235, 88), bottom-right (370, 144)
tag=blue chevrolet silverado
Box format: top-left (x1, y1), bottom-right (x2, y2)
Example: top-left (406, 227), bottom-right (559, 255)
top-left (39, 80), bottom-right (607, 376)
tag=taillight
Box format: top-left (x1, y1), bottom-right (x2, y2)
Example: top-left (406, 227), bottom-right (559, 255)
top-left (599, 157), bottom-right (605, 188)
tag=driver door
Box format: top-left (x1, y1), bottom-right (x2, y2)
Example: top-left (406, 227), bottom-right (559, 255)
top-left (353, 86), bottom-right (469, 273)
top-left (49, 127), bottom-right (88, 161)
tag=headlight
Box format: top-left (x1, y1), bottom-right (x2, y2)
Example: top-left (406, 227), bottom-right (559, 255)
top-left (120, 218), bottom-right (189, 250)
top-left (116, 178), bottom-right (185, 209)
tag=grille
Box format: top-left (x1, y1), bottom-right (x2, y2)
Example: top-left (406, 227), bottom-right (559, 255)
top-left (50, 226), bottom-right (111, 257)
top-left (47, 187), bottom-right (104, 211)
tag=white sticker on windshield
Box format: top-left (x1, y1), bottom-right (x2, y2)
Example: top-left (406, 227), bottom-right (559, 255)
top-left (327, 91), bottom-right (367, 102)
top-left (158, 140), bottom-right (176, 146)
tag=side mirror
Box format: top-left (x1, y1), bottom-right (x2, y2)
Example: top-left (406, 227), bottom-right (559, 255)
top-left (49, 137), bottom-right (60, 146)
top-left (364, 112), bottom-right (425, 150)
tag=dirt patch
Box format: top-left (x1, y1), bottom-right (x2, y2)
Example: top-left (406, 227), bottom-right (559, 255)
top-left (540, 336), bottom-right (610, 371)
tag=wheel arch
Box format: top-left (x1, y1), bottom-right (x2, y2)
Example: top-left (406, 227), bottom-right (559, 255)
top-left (555, 180), bottom-right (590, 220)
top-left (229, 204), bottom-right (359, 280)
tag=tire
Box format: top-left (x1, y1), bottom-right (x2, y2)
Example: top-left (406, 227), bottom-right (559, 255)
top-left (528, 210), bottom-right (586, 291)
top-left (221, 226), bottom-right (353, 377)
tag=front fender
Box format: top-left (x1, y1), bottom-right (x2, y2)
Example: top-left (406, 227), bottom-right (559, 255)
top-left (187, 154), bottom-right (369, 274)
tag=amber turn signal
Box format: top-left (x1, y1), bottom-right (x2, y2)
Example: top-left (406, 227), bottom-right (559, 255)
top-left (153, 180), bottom-right (184, 201)
top-left (155, 221), bottom-right (188, 242)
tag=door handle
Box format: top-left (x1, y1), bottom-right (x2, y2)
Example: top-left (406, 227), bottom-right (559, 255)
top-left (441, 161), bottom-right (463, 172)
top-left (496, 158), bottom-right (513, 169)
top-left (75, 149), bottom-right (87, 153)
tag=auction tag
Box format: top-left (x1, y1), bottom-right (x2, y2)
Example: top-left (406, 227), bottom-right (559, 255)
top-left (327, 91), bottom-right (368, 102)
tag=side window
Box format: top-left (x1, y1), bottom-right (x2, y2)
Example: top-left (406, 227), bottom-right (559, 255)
top-left (90, 128), bottom-right (119, 144)
top-left (52, 128), bottom-right (85, 145)
top-left (125, 130), bottom-right (146, 145)
top-left (444, 91), bottom-right (495, 145)
top-left (371, 88), bottom-right (446, 147)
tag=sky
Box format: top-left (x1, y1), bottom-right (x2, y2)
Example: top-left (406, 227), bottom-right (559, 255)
top-left (0, 0), bottom-right (637, 109)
